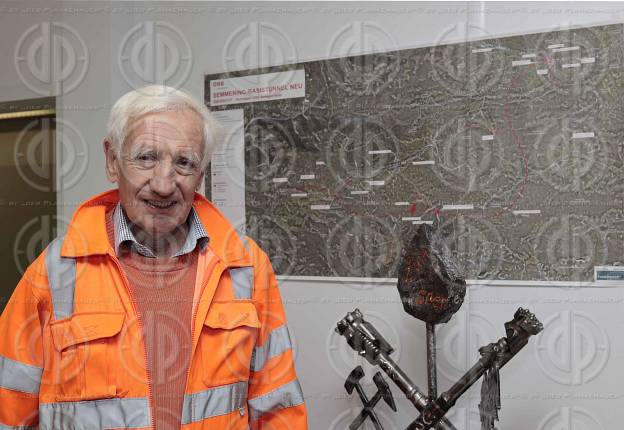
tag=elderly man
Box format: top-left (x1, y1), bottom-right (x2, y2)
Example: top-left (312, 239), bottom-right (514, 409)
top-left (0, 85), bottom-right (307, 429)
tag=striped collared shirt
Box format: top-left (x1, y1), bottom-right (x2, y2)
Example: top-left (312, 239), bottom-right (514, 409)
top-left (112, 202), bottom-right (209, 258)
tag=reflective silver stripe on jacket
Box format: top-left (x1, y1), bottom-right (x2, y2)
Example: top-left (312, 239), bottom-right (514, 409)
top-left (250, 325), bottom-right (293, 372)
top-left (38, 397), bottom-right (150, 429)
top-left (45, 236), bottom-right (76, 320)
top-left (230, 267), bottom-right (253, 299)
top-left (0, 423), bottom-right (36, 430)
top-left (181, 381), bottom-right (248, 424)
top-left (0, 355), bottom-right (42, 394)
top-left (248, 379), bottom-right (305, 421)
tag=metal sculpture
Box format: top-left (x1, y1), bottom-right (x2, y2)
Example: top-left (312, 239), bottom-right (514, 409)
top-left (336, 225), bottom-right (544, 430)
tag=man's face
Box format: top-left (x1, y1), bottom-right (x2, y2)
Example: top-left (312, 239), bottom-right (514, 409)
top-left (104, 109), bottom-right (205, 242)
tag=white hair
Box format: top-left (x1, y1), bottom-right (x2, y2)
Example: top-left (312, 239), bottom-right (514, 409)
top-left (106, 85), bottom-right (223, 170)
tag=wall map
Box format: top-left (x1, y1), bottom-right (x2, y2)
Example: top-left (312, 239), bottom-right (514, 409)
top-left (205, 24), bottom-right (624, 282)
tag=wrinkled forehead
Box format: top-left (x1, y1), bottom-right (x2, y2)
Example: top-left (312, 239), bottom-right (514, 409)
top-left (124, 110), bottom-right (203, 152)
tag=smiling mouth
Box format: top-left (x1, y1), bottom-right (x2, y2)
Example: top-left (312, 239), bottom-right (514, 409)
top-left (144, 199), bottom-right (176, 209)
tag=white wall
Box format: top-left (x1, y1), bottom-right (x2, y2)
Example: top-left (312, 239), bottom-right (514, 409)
top-left (2, 1), bottom-right (624, 429)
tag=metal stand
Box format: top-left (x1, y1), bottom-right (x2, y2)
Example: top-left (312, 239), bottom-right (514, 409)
top-left (426, 323), bottom-right (437, 400)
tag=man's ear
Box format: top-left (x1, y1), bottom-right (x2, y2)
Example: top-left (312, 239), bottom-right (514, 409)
top-left (103, 139), bottom-right (119, 183)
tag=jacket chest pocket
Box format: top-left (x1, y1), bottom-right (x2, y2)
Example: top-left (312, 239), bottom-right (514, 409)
top-left (50, 312), bottom-right (125, 401)
top-left (200, 301), bottom-right (260, 386)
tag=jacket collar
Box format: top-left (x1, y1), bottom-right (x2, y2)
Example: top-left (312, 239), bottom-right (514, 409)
top-left (60, 188), bottom-right (252, 267)
top-left (112, 202), bottom-right (209, 258)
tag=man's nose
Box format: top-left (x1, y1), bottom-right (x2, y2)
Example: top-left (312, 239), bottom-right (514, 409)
top-left (149, 161), bottom-right (176, 196)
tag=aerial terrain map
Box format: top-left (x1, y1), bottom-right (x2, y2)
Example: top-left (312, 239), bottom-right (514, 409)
top-left (205, 24), bottom-right (624, 282)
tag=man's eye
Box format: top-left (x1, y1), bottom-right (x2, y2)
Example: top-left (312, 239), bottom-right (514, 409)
top-left (176, 157), bottom-right (198, 172)
top-left (132, 152), bottom-right (157, 168)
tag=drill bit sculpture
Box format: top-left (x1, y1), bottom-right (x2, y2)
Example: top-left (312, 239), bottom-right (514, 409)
top-left (336, 225), bottom-right (544, 430)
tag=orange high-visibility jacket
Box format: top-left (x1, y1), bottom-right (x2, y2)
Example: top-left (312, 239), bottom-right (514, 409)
top-left (0, 189), bottom-right (308, 429)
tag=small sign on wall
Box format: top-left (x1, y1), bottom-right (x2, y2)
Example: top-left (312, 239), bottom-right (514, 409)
top-left (595, 266), bottom-right (624, 283)
top-left (209, 69), bottom-right (305, 106)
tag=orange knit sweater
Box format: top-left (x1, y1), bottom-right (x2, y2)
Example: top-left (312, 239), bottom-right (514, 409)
top-left (105, 208), bottom-right (199, 429)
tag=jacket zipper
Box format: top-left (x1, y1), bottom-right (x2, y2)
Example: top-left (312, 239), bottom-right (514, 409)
top-left (109, 253), bottom-right (155, 430)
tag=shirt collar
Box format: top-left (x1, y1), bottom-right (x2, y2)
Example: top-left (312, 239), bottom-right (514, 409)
top-left (112, 202), bottom-right (209, 258)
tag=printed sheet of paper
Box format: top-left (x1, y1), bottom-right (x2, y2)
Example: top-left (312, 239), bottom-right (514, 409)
top-left (210, 109), bottom-right (245, 234)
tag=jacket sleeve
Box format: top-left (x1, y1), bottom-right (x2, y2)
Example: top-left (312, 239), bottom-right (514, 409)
top-left (0, 256), bottom-right (47, 428)
top-left (246, 239), bottom-right (308, 430)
